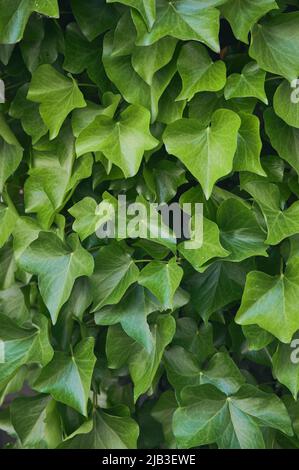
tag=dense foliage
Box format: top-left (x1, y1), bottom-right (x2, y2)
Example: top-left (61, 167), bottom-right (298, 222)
top-left (1, 0), bottom-right (299, 450)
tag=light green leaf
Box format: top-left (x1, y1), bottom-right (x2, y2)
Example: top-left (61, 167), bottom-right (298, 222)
top-left (28, 65), bottom-right (86, 140)
top-left (132, 0), bottom-right (221, 53)
top-left (235, 256), bottom-right (299, 343)
top-left (19, 232), bottom-right (94, 324)
top-left (176, 42), bottom-right (226, 101)
top-left (241, 175), bottom-right (299, 245)
top-left (0, 0), bottom-right (59, 44)
top-left (11, 395), bottom-right (61, 449)
top-left (221, 0), bottom-right (278, 43)
top-left (76, 104), bottom-right (158, 177)
top-left (90, 243), bottom-right (139, 311)
top-left (273, 334), bottom-right (299, 399)
top-left (179, 217), bottom-right (229, 271)
top-left (138, 257), bottom-right (183, 309)
top-left (216, 198), bottom-right (268, 262)
top-left (132, 37), bottom-right (177, 86)
top-left (0, 113), bottom-right (23, 193)
top-left (60, 407), bottom-right (139, 449)
top-left (233, 112), bottom-right (265, 176)
top-left (108, 0), bottom-right (156, 29)
top-left (163, 109), bottom-right (241, 199)
top-left (249, 12), bottom-right (299, 82)
top-left (34, 338), bottom-right (96, 416)
top-left (224, 62), bottom-right (268, 104)
top-left (274, 79), bottom-right (299, 129)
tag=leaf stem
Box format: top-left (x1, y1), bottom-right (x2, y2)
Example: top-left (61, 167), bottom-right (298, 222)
top-left (78, 83), bottom-right (98, 88)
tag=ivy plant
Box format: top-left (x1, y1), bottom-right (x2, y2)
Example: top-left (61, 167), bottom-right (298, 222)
top-left (1, 0), bottom-right (299, 450)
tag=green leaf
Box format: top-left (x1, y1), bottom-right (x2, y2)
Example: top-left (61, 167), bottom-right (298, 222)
top-left (273, 335), bottom-right (299, 399)
top-left (165, 349), bottom-right (245, 397)
top-left (108, 0), bottom-right (156, 29)
top-left (132, 0), bottom-right (221, 53)
top-left (235, 256), bottom-right (299, 343)
top-left (179, 217), bottom-right (229, 271)
top-left (90, 243), bottom-right (139, 311)
top-left (274, 79), bottom-right (299, 128)
top-left (103, 30), bottom-right (177, 121)
top-left (9, 85), bottom-right (48, 144)
top-left (264, 108), bottom-right (299, 175)
top-left (173, 384), bottom-right (292, 448)
top-left (221, 0), bottom-right (278, 43)
top-left (176, 42), bottom-right (226, 101)
top-left (10, 395), bottom-right (61, 449)
top-left (249, 12), bottom-right (299, 82)
top-left (60, 407), bottom-right (139, 449)
top-left (241, 174), bottom-right (299, 245)
top-left (233, 112), bottom-right (265, 176)
top-left (190, 261), bottom-right (247, 323)
top-left (76, 104), bottom-right (157, 177)
top-left (34, 338), bottom-right (96, 416)
top-left (224, 62), bottom-right (268, 104)
top-left (216, 198), bottom-right (268, 262)
top-left (19, 232), bottom-right (94, 324)
top-left (163, 109), bottom-right (241, 199)
top-left (71, 0), bottom-right (117, 41)
top-left (95, 284), bottom-right (162, 352)
top-left (28, 65), bottom-right (86, 140)
top-left (0, 113), bottom-right (23, 193)
top-left (107, 315), bottom-right (175, 401)
top-left (138, 257), bottom-right (183, 309)
top-left (0, 0), bottom-right (59, 44)
top-left (132, 37), bottom-right (177, 86)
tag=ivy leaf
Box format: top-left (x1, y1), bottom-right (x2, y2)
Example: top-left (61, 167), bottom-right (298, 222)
top-left (132, 37), bottom-right (177, 86)
top-left (103, 30), bottom-right (177, 121)
top-left (235, 256), bottom-right (299, 343)
top-left (132, 0), bottom-right (221, 53)
top-left (216, 198), bottom-right (268, 262)
top-left (241, 175), bottom-right (299, 245)
top-left (60, 407), bottom-right (139, 449)
top-left (138, 257), bottom-right (183, 309)
top-left (108, 0), bottom-right (156, 30)
top-left (69, 194), bottom-right (116, 242)
top-left (163, 109), bottom-right (241, 199)
top-left (95, 284), bottom-right (160, 352)
top-left (0, 0), bottom-right (59, 44)
top-left (179, 217), bottom-right (229, 272)
top-left (28, 65), bottom-right (86, 140)
top-left (63, 23), bottom-right (101, 78)
top-left (273, 334), bottom-right (299, 399)
top-left (107, 315), bottom-right (175, 401)
top-left (10, 395), bottom-right (61, 449)
top-left (264, 108), bottom-right (299, 174)
top-left (90, 243), bottom-right (139, 312)
top-left (70, 0), bottom-right (117, 41)
top-left (190, 261), bottom-right (247, 323)
top-left (224, 62), bottom-right (268, 104)
top-left (233, 112), bottom-right (265, 176)
top-left (0, 113), bottom-right (23, 193)
top-left (274, 80), bottom-right (299, 128)
top-left (221, 0), bottom-right (278, 43)
top-left (34, 338), bottom-right (96, 416)
top-left (164, 349), bottom-right (245, 397)
top-left (18, 232), bottom-right (94, 324)
top-left (249, 12), bottom-right (299, 82)
top-left (173, 384), bottom-right (292, 449)
top-left (76, 104), bottom-right (158, 177)
top-left (9, 85), bottom-right (48, 144)
top-left (176, 42), bottom-right (226, 101)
